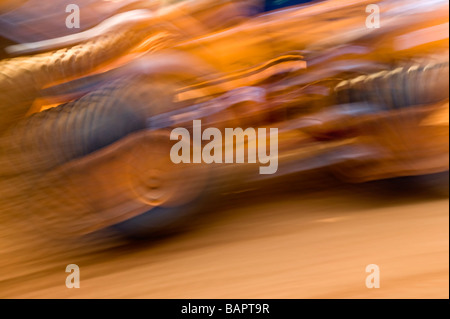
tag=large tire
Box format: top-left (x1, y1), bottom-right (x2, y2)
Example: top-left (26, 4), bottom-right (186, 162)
top-left (1, 76), bottom-right (212, 239)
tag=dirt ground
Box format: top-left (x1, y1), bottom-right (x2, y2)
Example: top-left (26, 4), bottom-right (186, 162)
top-left (0, 172), bottom-right (448, 298)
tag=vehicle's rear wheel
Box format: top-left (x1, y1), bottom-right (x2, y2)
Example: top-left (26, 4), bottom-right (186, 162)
top-left (111, 130), bottom-right (211, 239)
top-left (29, 129), bottom-right (211, 240)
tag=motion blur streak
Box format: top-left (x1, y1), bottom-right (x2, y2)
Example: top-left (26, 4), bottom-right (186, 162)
top-left (0, 0), bottom-right (448, 298)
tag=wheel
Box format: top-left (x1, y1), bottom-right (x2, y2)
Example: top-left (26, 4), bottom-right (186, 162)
top-left (29, 129), bottom-right (211, 239)
top-left (111, 130), bottom-right (211, 239)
